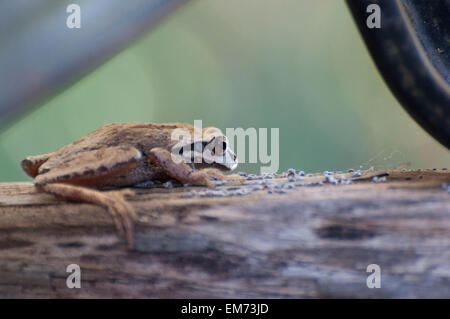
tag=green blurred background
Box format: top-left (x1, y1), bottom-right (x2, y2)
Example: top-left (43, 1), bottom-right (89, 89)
top-left (0, 0), bottom-right (449, 181)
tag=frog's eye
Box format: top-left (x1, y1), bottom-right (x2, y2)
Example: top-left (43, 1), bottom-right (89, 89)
top-left (210, 139), bottom-right (227, 156)
top-left (217, 141), bottom-right (226, 154)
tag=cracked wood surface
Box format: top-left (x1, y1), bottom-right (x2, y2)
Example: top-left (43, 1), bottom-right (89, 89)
top-left (0, 169), bottom-right (449, 298)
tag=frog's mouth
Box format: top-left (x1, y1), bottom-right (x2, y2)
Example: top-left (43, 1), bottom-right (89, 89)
top-left (220, 150), bottom-right (238, 171)
top-left (193, 162), bottom-right (234, 171)
top-left (192, 150), bottom-right (238, 171)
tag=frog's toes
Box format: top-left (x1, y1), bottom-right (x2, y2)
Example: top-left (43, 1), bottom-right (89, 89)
top-left (105, 195), bottom-right (138, 249)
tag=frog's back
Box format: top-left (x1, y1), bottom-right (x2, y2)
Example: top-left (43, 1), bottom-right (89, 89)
top-left (29, 122), bottom-right (195, 176)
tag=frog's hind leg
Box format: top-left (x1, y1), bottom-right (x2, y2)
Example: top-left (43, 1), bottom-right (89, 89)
top-left (33, 146), bottom-right (143, 249)
top-left (38, 183), bottom-right (137, 249)
top-left (21, 152), bottom-right (55, 178)
top-left (34, 146), bottom-right (143, 187)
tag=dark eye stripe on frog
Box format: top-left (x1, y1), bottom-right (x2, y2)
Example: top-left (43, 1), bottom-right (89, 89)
top-left (179, 141), bottom-right (208, 155)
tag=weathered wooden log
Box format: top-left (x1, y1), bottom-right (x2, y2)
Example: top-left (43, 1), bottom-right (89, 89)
top-left (0, 169), bottom-right (449, 298)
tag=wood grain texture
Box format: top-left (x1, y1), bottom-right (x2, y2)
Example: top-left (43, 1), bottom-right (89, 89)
top-left (0, 169), bottom-right (449, 298)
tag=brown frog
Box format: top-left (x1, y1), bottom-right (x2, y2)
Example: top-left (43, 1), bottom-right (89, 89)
top-left (21, 122), bottom-right (241, 249)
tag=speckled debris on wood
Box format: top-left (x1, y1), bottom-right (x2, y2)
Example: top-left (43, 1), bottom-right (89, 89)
top-left (0, 168), bottom-right (449, 298)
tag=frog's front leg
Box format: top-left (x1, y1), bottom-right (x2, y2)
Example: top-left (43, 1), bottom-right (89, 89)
top-left (200, 169), bottom-right (245, 184)
top-left (149, 147), bottom-right (243, 187)
top-left (148, 148), bottom-right (216, 187)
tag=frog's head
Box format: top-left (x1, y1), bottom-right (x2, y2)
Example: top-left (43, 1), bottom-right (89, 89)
top-left (174, 126), bottom-right (238, 171)
top-left (201, 133), bottom-right (238, 171)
